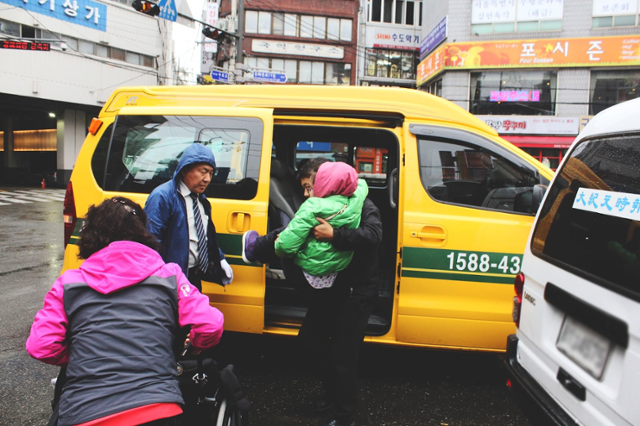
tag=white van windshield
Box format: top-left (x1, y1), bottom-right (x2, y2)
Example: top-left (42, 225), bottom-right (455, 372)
top-left (531, 134), bottom-right (640, 301)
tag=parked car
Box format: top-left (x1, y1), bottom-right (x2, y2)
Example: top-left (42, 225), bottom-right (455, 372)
top-left (505, 97), bottom-right (640, 425)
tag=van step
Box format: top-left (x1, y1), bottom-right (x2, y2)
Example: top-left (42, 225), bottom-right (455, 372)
top-left (265, 305), bottom-right (390, 335)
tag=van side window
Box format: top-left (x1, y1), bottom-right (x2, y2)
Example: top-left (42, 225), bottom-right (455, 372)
top-left (418, 138), bottom-right (540, 214)
top-left (103, 115), bottom-right (262, 200)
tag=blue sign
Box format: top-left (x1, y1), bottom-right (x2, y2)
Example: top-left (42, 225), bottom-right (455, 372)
top-left (297, 142), bottom-right (331, 152)
top-left (1, 0), bottom-right (107, 32)
top-left (420, 16), bottom-right (447, 60)
top-left (210, 70), bottom-right (229, 83)
top-left (252, 71), bottom-right (287, 83)
top-left (158, 0), bottom-right (177, 22)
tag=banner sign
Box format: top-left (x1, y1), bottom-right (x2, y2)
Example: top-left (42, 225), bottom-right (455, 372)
top-left (1, 0), bottom-right (107, 31)
top-left (476, 115), bottom-right (579, 135)
top-left (490, 90), bottom-right (540, 102)
top-left (420, 16), bottom-right (447, 59)
top-left (365, 25), bottom-right (420, 51)
top-left (252, 39), bottom-right (344, 59)
top-left (593, 0), bottom-right (637, 16)
top-left (573, 188), bottom-right (640, 221)
top-left (417, 35), bottom-right (640, 85)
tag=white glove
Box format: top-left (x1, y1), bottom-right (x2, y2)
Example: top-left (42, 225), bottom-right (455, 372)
top-left (220, 259), bottom-right (234, 285)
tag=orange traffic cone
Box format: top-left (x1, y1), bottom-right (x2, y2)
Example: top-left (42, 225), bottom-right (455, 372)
top-left (41, 178), bottom-right (46, 189)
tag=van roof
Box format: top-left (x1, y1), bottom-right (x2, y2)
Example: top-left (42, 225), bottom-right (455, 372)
top-left (103, 85), bottom-right (498, 136)
top-left (577, 97), bottom-right (640, 142)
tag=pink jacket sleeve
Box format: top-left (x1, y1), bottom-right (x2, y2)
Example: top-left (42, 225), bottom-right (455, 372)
top-left (176, 272), bottom-right (224, 351)
top-left (25, 277), bottom-right (69, 366)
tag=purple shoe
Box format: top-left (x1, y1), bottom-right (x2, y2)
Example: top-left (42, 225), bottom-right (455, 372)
top-left (242, 230), bottom-right (259, 263)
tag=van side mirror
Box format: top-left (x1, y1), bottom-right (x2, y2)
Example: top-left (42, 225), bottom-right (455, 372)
top-left (532, 184), bottom-right (547, 213)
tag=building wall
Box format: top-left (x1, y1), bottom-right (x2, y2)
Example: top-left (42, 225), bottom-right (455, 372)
top-left (557, 69), bottom-right (590, 117)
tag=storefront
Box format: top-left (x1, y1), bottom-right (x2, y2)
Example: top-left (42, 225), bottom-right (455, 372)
top-left (361, 24), bottom-right (420, 87)
top-left (476, 115), bottom-right (578, 170)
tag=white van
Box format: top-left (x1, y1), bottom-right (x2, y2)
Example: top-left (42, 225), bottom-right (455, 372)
top-left (505, 97), bottom-right (640, 426)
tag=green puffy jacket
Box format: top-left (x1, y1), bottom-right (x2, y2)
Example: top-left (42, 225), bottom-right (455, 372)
top-left (274, 179), bottom-right (368, 276)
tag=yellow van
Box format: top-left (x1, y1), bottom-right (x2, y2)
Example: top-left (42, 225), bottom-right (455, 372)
top-left (62, 85), bottom-right (553, 352)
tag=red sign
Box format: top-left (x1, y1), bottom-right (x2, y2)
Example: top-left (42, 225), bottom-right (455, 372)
top-left (1, 40), bottom-right (51, 51)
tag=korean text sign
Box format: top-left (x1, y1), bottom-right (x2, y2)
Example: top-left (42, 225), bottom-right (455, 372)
top-left (417, 35), bottom-right (640, 85)
top-left (2, 0), bottom-right (107, 32)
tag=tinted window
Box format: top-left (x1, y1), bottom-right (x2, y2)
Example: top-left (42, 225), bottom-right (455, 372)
top-left (532, 134), bottom-right (640, 300)
top-left (103, 115), bottom-right (262, 200)
top-left (418, 138), bottom-right (542, 214)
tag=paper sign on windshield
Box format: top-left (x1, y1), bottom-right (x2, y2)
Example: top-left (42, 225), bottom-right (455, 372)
top-left (573, 188), bottom-right (640, 221)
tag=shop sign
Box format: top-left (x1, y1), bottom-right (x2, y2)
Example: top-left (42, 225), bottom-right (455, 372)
top-left (417, 35), bottom-right (640, 85)
top-left (593, 0), bottom-right (637, 16)
top-left (490, 90), bottom-right (540, 102)
top-left (472, 0), bottom-right (563, 23)
top-left (0, 0), bottom-right (107, 31)
top-left (580, 115), bottom-right (594, 132)
top-left (477, 115), bottom-right (579, 135)
top-left (420, 16), bottom-right (447, 59)
top-left (365, 25), bottom-right (420, 51)
top-left (252, 39), bottom-right (344, 59)
top-left (416, 44), bottom-right (446, 82)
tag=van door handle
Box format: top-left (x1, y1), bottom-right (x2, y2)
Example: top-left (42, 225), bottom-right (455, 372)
top-left (410, 226), bottom-right (447, 245)
top-left (227, 212), bottom-right (250, 233)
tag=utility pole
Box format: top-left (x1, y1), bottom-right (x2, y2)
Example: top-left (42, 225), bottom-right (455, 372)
top-left (236, 0), bottom-right (243, 64)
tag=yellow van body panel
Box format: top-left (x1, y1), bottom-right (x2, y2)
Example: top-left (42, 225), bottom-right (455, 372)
top-left (62, 85), bottom-right (553, 352)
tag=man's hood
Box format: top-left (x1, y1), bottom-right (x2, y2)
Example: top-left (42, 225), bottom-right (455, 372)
top-left (173, 143), bottom-right (217, 182)
top-left (78, 241), bottom-right (166, 294)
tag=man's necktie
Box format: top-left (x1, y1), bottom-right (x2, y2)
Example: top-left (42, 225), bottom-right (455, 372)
top-left (190, 193), bottom-right (209, 272)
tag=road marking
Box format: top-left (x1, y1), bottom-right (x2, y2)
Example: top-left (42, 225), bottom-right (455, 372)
top-left (0, 189), bottom-right (65, 205)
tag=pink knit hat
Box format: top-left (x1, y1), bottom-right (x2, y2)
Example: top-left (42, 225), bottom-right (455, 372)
top-left (313, 162), bottom-right (358, 198)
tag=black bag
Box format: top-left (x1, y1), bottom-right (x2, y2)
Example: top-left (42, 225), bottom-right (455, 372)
top-left (176, 356), bottom-right (220, 426)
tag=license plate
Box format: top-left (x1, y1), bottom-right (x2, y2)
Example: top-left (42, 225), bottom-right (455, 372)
top-left (556, 316), bottom-right (613, 380)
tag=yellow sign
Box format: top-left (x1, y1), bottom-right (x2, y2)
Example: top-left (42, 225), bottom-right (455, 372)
top-left (417, 35), bottom-right (640, 85)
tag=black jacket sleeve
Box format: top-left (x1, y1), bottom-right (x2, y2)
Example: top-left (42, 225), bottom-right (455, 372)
top-left (332, 198), bottom-right (383, 251)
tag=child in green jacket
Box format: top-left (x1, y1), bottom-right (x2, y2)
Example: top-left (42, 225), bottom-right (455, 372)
top-left (243, 161), bottom-right (368, 289)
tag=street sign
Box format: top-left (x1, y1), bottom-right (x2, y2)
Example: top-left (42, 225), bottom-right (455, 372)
top-left (210, 70), bottom-right (229, 83)
top-left (158, 0), bottom-right (177, 21)
top-left (252, 71), bottom-right (287, 83)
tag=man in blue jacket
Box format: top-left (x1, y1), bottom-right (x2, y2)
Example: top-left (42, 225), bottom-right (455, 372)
top-left (145, 143), bottom-right (233, 291)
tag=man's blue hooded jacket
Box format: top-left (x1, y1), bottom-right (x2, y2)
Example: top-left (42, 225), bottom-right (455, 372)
top-left (145, 143), bottom-right (225, 276)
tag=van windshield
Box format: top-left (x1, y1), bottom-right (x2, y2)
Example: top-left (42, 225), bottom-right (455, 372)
top-left (531, 133), bottom-right (640, 300)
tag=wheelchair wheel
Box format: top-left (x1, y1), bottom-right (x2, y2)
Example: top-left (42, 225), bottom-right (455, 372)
top-left (215, 397), bottom-right (249, 426)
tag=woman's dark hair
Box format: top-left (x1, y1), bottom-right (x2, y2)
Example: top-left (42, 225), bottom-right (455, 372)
top-left (77, 197), bottom-right (160, 259)
top-left (296, 157), bottom-right (331, 180)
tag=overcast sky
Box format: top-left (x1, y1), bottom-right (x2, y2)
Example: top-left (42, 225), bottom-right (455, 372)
top-left (172, 0), bottom-right (207, 84)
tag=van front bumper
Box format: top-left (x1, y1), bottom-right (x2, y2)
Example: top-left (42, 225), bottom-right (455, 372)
top-left (504, 334), bottom-right (579, 426)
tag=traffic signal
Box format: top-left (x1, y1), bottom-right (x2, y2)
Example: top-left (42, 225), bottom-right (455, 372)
top-left (132, 0), bottom-right (160, 16)
top-left (202, 27), bottom-right (226, 41)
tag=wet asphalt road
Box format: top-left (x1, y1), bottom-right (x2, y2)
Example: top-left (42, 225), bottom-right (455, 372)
top-left (0, 186), bottom-right (535, 426)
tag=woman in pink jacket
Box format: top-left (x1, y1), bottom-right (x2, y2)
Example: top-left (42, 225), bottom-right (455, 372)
top-left (26, 197), bottom-right (224, 426)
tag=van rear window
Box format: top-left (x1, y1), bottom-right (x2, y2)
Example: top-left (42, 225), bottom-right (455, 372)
top-left (531, 134), bottom-right (640, 300)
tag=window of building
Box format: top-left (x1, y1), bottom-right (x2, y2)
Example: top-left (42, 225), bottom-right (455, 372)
top-left (244, 57), bottom-right (350, 85)
top-left (368, 0), bottom-right (422, 26)
top-left (592, 0), bottom-right (639, 28)
top-left (470, 71), bottom-right (557, 115)
top-left (590, 70), bottom-right (640, 115)
top-left (0, 18), bottom-right (20, 37)
top-left (365, 49), bottom-right (418, 80)
top-left (79, 40), bottom-right (94, 54)
top-left (471, 0), bottom-right (563, 34)
top-left (424, 78), bottom-right (442, 97)
top-left (245, 11), bottom-right (352, 41)
top-left (520, 147), bottom-right (566, 171)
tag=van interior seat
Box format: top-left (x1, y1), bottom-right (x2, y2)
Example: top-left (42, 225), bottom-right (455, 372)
top-left (269, 158), bottom-right (304, 228)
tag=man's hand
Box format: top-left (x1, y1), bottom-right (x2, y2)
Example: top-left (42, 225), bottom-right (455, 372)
top-left (313, 217), bottom-right (334, 242)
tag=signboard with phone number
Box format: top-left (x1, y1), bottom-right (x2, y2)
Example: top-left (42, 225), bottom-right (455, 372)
top-left (1, 40), bottom-right (50, 50)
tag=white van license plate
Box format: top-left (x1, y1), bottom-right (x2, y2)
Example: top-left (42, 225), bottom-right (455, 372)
top-left (556, 316), bottom-right (612, 379)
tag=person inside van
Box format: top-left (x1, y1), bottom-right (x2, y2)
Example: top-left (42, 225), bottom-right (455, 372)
top-left (243, 158), bottom-right (382, 426)
top-left (26, 197), bottom-right (224, 426)
top-left (145, 143), bottom-right (234, 291)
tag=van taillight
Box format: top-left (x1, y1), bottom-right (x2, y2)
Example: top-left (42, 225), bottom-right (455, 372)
top-left (63, 181), bottom-right (77, 247)
top-left (512, 273), bottom-right (525, 327)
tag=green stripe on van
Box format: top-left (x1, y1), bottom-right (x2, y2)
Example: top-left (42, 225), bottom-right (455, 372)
top-left (402, 246), bottom-right (521, 284)
top-left (402, 269), bottom-right (516, 284)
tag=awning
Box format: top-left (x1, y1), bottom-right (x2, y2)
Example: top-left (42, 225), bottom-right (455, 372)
top-left (502, 135), bottom-right (575, 148)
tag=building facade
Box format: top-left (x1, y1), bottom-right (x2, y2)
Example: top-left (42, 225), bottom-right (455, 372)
top-left (0, 0), bottom-right (171, 185)
top-left (418, 0), bottom-right (640, 169)
top-left (359, 0), bottom-right (423, 87)
top-left (217, 0), bottom-right (359, 85)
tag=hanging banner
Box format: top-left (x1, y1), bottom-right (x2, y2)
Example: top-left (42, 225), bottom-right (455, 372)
top-left (417, 34), bottom-right (640, 85)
